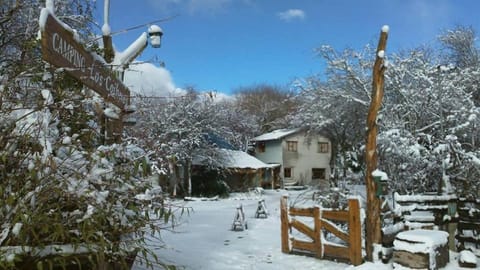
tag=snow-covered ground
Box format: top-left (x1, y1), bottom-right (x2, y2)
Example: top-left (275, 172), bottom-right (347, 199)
top-left (133, 189), bottom-right (478, 270)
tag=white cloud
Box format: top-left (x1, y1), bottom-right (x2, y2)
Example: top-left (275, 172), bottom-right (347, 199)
top-left (277, 9), bottom-right (306, 22)
top-left (124, 62), bottom-right (185, 97)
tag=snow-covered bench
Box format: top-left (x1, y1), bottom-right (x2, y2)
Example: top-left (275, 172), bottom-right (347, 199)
top-left (393, 229), bottom-right (449, 270)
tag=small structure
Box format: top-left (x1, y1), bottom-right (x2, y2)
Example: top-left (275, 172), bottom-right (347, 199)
top-left (255, 199), bottom-right (268, 218)
top-left (393, 229), bottom-right (449, 270)
top-left (231, 204), bottom-right (248, 231)
top-left (192, 148), bottom-right (280, 192)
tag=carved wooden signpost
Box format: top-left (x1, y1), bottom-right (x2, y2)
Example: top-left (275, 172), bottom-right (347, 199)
top-left (40, 10), bottom-right (130, 143)
top-left (40, 11), bottom-right (130, 109)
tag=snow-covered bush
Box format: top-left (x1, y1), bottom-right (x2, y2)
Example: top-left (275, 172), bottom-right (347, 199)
top-left (0, 71), bottom-right (173, 268)
top-left (377, 129), bottom-right (442, 193)
top-left (0, 1), bottom-right (174, 265)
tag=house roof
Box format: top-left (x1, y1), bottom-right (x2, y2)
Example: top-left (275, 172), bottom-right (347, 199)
top-left (251, 128), bottom-right (302, 142)
top-left (193, 148), bottom-right (274, 169)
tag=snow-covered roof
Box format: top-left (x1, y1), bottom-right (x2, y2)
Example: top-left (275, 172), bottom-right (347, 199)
top-left (251, 128), bottom-right (301, 141)
top-left (193, 149), bottom-right (272, 169)
top-left (220, 149), bottom-right (272, 169)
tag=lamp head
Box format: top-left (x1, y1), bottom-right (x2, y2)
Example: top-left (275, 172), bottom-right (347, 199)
top-left (148, 24), bottom-right (163, 48)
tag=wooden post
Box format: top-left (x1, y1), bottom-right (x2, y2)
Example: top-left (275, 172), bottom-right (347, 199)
top-left (348, 199), bottom-right (362, 265)
top-left (280, 195), bottom-right (290, 253)
top-left (314, 207), bottom-right (322, 258)
top-left (105, 118), bottom-right (114, 144)
top-left (365, 25), bottom-right (389, 261)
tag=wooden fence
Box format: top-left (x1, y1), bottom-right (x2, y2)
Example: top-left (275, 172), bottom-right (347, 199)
top-left (456, 198), bottom-right (480, 252)
top-left (392, 193), bottom-right (457, 230)
top-left (385, 193), bottom-right (480, 256)
top-left (280, 196), bottom-right (362, 265)
top-left (387, 193), bottom-right (458, 252)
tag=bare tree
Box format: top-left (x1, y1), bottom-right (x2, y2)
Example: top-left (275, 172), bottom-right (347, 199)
top-left (233, 83), bottom-right (297, 133)
top-left (439, 25), bottom-right (479, 68)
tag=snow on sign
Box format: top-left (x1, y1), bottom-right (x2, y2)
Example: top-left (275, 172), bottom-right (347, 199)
top-left (39, 9), bottom-right (130, 109)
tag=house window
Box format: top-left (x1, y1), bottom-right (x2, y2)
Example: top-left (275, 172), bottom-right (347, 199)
top-left (287, 141), bottom-right (298, 152)
top-left (312, 168), bottom-right (326, 179)
top-left (284, 167), bottom-right (292, 178)
top-left (258, 142), bottom-right (266, 153)
top-left (318, 142), bottom-right (329, 153)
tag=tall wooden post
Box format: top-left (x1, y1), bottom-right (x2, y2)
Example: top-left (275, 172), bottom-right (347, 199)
top-left (365, 25), bottom-right (389, 261)
top-left (280, 195), bottom-right (290, 253)
top-left (348, 198), bottom-right (362, 265)
top-left (313, 207), bottom-right (322, 258)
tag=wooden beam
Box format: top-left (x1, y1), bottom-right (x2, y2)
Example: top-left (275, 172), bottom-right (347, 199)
top-left (290, 219), bottom-right (315, 240)
top-left (280, 196), bottom-right (290, 253)
top-left (323, 244), bottom-right (350, 260)
top-left (322, 210), bottom-right (349, 222)
top-left (102, 35), bottom-right (114, 63)
top-left (291, 239), bottom-right (316, 252)
top-left (365, 25), bottom-right (389, 261)
top-left (313, 207), bottom-right (322, 258)
top-left (348, 199), bottom-right (363, 265)
top-left (289, 207), bottom-right (315, 217)
top-left (321, 219), bottom-right (349, 243)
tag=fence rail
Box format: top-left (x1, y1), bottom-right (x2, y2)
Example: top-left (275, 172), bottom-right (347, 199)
top-left (280, 196), bottom-right (362, 265)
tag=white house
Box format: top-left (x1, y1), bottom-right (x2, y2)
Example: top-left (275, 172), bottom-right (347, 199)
top-left (251, 128), bottom-right (332, 187)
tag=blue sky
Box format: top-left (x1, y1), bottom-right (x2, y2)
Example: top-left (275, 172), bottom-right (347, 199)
top-left (96, 0), bottom-right (480, 95)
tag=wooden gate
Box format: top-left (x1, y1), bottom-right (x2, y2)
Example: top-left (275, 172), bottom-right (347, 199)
top-left (280, 195), bottom-right (362, 265)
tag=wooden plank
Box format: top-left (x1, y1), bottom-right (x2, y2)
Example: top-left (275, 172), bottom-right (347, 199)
top-left (291, 239), bottom-right (315, 252)
top-left (458, 210), bottom-right (480, 221)
top-left (395, 193), bottom-right (457, 203)
top-left (348, 199), bottom-right (362, 266)
top-left (313, 207), bottom-right (322, 258)
top-left (280, 196), bottom-right (290, 253)
top-left (322, 210), bottom-right (349, 222)
top-left (289, 207), bottom-right (315, 217)
top-left (455, 234), bottom-right (480, 245)
top-left (458, 221), bottom-right (480, 231)
top-left (393, 250), bottom-right (429, 269)
top-left (393, 244), bottom-right (449, 270)
top-left (321, 219), bottom-right (349, 243)
top-left (323, 244), bottom-right (350, 260)
top-left (290, 219), bottom-right (315, 240)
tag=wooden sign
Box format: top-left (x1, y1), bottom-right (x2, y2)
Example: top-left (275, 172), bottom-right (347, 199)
top-left (40, 12), bottom-right (130, 109)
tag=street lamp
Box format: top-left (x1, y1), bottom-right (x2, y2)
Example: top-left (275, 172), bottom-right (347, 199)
top-left (102, 0), bottom-right (163, 65)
